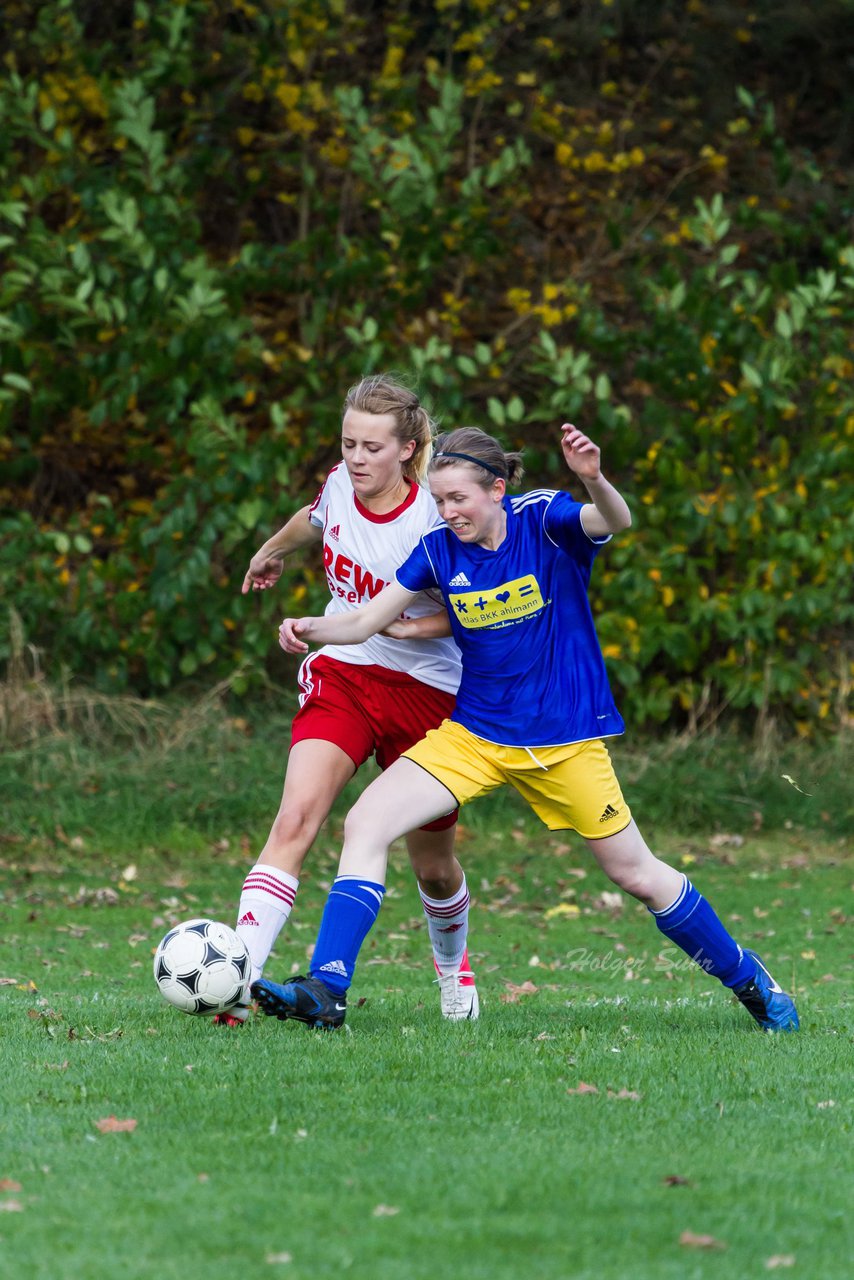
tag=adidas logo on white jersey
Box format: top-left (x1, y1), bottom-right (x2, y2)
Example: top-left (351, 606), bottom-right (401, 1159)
top-left (318, 959), bottom-right (348, 976)
top-left (328, 523), bottom-right (340, 541)
top-left (449, 572), bottom-right (471, 587)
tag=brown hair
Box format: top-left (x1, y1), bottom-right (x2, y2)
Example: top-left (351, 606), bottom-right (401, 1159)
top-left (430, 427), bottom-right (525, 488)
top-left (343, 374), bottom-right (436, 483)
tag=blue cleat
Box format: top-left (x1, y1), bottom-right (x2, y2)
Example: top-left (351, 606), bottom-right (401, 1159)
top-left (250, 975), bottom-right (346, 1029)
top-left (734, 950), bottom-right (799, 1032)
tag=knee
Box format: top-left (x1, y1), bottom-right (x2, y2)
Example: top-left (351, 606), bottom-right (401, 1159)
top-left (607, 865), bottom-right (656, 902)
top-left (268, 803), bottom-right (319, 853)
top-left (342, 798), bottom-right (377, 846)
top-left (411, 858), bottom-right (457, 894)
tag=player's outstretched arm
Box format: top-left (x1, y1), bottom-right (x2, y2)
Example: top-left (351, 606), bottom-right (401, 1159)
top-left (559, 423), bottom-right (632, 537)
top-left (279, 581), bottom-right (419, 654)
top-left (382, 608), bottom-right (452, 641)
top-left (241, 504), bottom-right (321, 594)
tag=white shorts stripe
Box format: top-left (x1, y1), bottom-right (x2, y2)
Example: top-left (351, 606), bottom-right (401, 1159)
top-left (297, 653), bottom-right (321, 708)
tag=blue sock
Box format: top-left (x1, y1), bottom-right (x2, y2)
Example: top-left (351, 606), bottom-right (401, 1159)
top-left (650, 876), bottom-right (755, 988)
top-left (309, 876), bottom-right (386, 995)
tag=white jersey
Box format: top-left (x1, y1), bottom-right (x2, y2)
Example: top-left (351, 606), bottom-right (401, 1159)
top-left (307, 464), bottom-right (461, 695)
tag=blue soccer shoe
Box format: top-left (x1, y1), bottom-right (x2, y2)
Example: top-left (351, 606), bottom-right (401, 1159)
top-left (734, 950), bottom-right (799, 1032)
top-left (250, 975), bottom-right (346, 1029)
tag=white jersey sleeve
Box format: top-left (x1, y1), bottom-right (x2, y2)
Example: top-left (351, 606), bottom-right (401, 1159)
top-left (307, 465), bottom-right (461, 695)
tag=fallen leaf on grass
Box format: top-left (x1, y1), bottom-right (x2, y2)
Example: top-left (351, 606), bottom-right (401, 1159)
top-left (499, 980), bottom-right (538, 1004)
top-left (0, 1180), bottom-right (22, 1192)
top-left (680, 1231), bottom-right (726, 1250)
top-left (543, 903), bottom-right (580, 921)
top-left (765, 1256), bottom-right (796, 1270)
top-left (0, 1200), bottom-right (24, 1212)
top-left (265, 1252), bottom-right (293, 1264)
top-left (709, 833), bottom-right (744, 849)
top-left (662, 1175), bottom-right (694, 1187)
top-left (816, 1100), bottom-right (836, 1109)
top-left (591, 891), bottom-right (624, 913)
top-left (781, 774), bottom-right (813, 796)
top-left (94, 1116), bottom-right (137, 1134)
top-left (566, 1082), bottom-right (599, 1095)
top-left (607, 1088), bottom-right (642, 1100)
top-left (0, 978), bottom-right (18, 986)
top-left (27, 1008), bottom-right (63, 1024)
top-left (372, 1205), bottom-right (400, 1217)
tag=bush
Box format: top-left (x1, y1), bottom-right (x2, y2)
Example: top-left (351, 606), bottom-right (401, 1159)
top-left (0, 1), bottom-right (851, 731)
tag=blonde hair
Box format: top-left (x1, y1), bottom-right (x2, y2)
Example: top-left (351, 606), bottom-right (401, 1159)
top-left (431, 427), bottom-right (525, 488)
top-left (343, 375), bottom-right (436, 483)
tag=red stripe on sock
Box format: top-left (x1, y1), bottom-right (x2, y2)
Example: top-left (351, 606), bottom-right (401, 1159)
top-left (243, 875), bottom-right (297, 907)
top-left (421, 892), bottom-right (470, 918)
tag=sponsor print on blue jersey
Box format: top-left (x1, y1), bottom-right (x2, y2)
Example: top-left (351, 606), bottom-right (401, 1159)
top-left (448, 574), bottom-right (547, 629)
top-left (396, 490), bottom-right (625, 748)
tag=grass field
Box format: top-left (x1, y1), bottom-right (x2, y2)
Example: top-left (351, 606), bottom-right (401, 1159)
top-left (1, 703), bottom-right (852, 1279)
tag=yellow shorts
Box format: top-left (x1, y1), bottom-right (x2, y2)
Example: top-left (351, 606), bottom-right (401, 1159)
top-left (404, 719), bottom-right (631, 839)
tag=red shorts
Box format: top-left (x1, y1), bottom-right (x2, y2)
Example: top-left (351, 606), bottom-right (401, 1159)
top-left (291, 654), bottom-right (458, 831)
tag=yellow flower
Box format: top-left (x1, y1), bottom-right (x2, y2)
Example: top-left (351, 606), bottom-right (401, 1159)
top-left (506, 287), bottom-right (532, 313)
top-left (275, 83), bottom-right (300, 110)
top-left (582, 150), bottom-right (609, 173)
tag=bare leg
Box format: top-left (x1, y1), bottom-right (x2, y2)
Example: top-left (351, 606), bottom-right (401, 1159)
top-left (257, 738), bottom-right (357, 875)
top-left (405, 825), bottom-right (463, 897)
top-left (232, 739), bottom-right (357, 986)
top-left (584, 819), bottom-right (683, 911)
top-left (339, 758), bottom-right (459, 883)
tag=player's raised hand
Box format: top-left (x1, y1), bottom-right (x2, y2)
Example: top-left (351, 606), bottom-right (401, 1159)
top-left (278, 617), bottom-right (311, 654)
top-left (560, 424), bottom-right (601, 481)
top-left (241, 554), bottom-right (284, 594)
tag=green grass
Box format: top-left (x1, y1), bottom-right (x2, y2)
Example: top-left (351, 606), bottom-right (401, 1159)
top-left (1, 706), bottom-right (852, 1278)
top-left (1, 700), bottom-right (851, 861)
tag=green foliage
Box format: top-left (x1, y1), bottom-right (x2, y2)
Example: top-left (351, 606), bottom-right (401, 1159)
top-left (0, 1), bottom-right (852, 731)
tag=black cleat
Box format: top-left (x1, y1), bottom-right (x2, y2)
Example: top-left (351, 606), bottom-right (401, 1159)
top-left (250, 975), bottom-right (346, 1029)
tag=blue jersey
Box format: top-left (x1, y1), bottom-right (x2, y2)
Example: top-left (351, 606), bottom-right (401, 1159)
top-left (395, 490), bottom-right (625, 748)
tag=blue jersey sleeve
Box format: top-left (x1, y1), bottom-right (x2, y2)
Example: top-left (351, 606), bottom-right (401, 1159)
top-left (543, 491), bottom-right (610, 563)
top-left (396, 537), bottom-right (440, 593)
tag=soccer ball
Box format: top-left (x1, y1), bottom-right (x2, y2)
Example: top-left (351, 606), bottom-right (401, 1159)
top-left (153, 918), bottom-right (251, 1016)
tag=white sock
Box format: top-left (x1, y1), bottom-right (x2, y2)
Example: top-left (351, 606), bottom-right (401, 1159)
top-left (235, 863), bottom-right (299, 984)
top-left (419, 875), bottom-right (470, 975)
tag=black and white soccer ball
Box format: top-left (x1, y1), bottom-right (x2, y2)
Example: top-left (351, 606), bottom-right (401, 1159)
top-left (153, 918), bottom-right (251, 1016)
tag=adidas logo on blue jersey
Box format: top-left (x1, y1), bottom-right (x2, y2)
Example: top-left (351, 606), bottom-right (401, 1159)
top-left (449, 572), bottom-right (471, 587)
